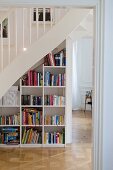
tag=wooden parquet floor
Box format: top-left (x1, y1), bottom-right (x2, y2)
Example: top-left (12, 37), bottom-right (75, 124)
top-left (0, 110), bottom-right (92, 170)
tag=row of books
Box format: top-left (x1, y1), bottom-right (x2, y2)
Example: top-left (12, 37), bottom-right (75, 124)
top-left (22, 128), bottom-right (42, 144)
top-left (22, 70), bottom-right (43, 86)
top-left (44, 50), bottom-right (66, 66)
top-left (44, 95), bottom-right (65, 106)
top-left (44, 115), bottom-right (64, 125)
top-left (21, 95), bottom-right (43, 105)
top-left (0, 113), bottom-right (20, 125)
top-left (44, 130), bottom-right (65, 144)
top-left (0, 127), bottom-right (20, 144)
top-left (22, 109), bottom-right (42, 125)
top-left (44, 72), bottom-right (65, 86)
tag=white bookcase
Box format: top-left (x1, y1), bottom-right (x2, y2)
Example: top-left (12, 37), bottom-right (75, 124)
top-left (0, 49), bottom-right (66, 147)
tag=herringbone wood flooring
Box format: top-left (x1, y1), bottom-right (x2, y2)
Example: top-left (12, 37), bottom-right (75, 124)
top-left (0, 110), bottom-right (92, 170)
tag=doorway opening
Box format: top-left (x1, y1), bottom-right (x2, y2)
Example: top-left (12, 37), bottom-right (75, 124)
top-left (68, 8), bottom-right (94, 170)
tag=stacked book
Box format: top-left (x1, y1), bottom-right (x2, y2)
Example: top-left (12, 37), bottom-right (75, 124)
top-left (22, 70), bottom-right (43, 86)
top-left (22, 108), bottom-right (42, 125)
top-left (44, 95), bottom-right (65, 106)
top-left (44, 115), bottom-right (64, 125)
top-left (0, 113), bottom-right (20, 125)
top-left (44, 72), bottom-right (65, 86)
top-left (22, 127), bottom-right (42, 144)
top-left (0, 127), bottom-right (20, 145)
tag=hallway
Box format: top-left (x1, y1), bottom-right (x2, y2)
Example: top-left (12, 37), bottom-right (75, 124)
top-left (0, 110), bottom-right (92, 170)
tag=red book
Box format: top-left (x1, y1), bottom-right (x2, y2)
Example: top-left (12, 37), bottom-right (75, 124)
top-left (49, 53), bottom-right (55, 66)
top-left (52, 54), bottom-right (55, 66)
top-left (33, 71), bottom-right (37, 86)
top-left (30, 70), bottom-right (33, 86)
top-left (28, 71), bottom-right (31, 86)
top-left (47, 54), bottom-right (51, 66)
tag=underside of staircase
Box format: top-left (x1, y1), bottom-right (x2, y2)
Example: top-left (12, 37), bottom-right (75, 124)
top-left (0, 8), bottom-right (90, 99)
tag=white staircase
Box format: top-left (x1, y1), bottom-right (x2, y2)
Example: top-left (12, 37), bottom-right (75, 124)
top-left (0, 7), bottom-right (90, 99)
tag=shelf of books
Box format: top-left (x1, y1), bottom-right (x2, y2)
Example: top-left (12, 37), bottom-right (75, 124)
top-left (43, 49), bottom-right (66, 147)
top-left (0, 85), bottom-right (20, 146)
top-left (0, 48), bottom-right (66, 147)
top-left (20, 64), bottom-right (43, 147)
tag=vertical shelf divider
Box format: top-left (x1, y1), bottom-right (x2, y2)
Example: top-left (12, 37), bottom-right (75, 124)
top-left (42, 64), bottom-right (45, 145)
top-left (20, 79), bottom-right (22, 146)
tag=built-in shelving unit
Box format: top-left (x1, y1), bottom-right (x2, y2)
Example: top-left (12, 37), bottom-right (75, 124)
top-left (0, 47), bottom-right (66, 147)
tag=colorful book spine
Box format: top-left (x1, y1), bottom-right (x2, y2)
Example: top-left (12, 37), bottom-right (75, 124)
top-left (22, 70), bottom-right (43, 86)
top-left (0, 113), bottom-right (20, 125)
top-left (44, 72), bottom-right (65, 86)
top-left (44, 115), bottom-right (64, 125)
top-left (44, 95), bottom-right (65, 106)
top-left (44, 49), bottom-right (66, 66)
top-left (0, 127), bottom-right (20, 144)
top-left (22, 109), bottom-right (42, 125)
top-left (44, 129), bottom-right (65, 144)
top-left (22, 127), bottom-right (42, 144)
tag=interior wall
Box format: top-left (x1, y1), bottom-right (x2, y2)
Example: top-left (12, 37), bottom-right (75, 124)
top-left (72, 37), bottom-right (93, 110)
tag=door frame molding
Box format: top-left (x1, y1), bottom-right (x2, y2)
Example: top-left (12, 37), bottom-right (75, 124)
top-left (0, 1), bottom-right (103, 170)
top-left (93, 1), bottom-right (103, 170)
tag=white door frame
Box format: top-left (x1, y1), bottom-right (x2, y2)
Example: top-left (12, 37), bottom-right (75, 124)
top-left (93, 2), bottom-right (103, 170)
top-left (0, 1), bottom-right (103, 170)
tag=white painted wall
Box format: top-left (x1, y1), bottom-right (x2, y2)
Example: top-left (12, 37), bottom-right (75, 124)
top-left (77, 38), bottom-right (93, 110)
top-left (72, 37), bottom-right (93, 110)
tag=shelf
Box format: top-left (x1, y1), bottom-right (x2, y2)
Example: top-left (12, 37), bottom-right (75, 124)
top-left (44, 66), bottom-right (66, 68)
top-left (0, 125), bottom-right (19, 127)
top-left (21, 86), bottom-right (43, 88)
top-left (0, 144), bottom-right (20, 147)
top-left (43, 144), bottom-right (65, 147)
top-left (44, 125), bottom-right (65, 127)
top-left (20, 144), bottom-right (42, 147)
top-left (44, 105), bottom-right (65, 108)
top-left (22, 125), bottom-right (42, 127)
top-left (44, 86), bottom-right (65, 88)
top-left (21, 105), bottom-right (43, 108)
top-left (0, 105), bottom-right (20, 108)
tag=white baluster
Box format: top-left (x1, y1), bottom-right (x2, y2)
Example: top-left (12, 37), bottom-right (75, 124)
top-left (43, 8), bottom-right (45, 33)
top-left (29, 8), bottom-right (32, 45)
top-left (36, 8), bottom-right (39, 40)
top-left (23, 8), bottom-right (25, 51)
top-left (50, 8), bottom-right (53, 28)
top-left (15, 9), bottom-right (17, 57)
top-left (8, 14), bottom-right (11, 64)
top-left (1, 22), bottom-right (3, 71)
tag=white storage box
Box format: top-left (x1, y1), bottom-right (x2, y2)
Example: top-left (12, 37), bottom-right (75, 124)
top-left (3, 86), bottom-right (19, 106)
